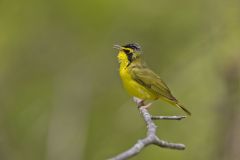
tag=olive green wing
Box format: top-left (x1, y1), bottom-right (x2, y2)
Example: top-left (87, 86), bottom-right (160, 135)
top-left (130, 67), bottom-right (177, 102)
top-left (131, 66), bottom-right (192, 115)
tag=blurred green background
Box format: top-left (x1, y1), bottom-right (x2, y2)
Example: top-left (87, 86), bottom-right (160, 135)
top-left (1, 0), bottom-right (240, 160)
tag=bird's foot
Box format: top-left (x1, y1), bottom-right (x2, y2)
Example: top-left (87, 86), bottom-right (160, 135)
top-left (133, 97), bottom-right (152, 109)
top-left (137, 100), bottom-right (145, 108)
top-left (139, 102), bottom-right (152, 109)
top-left (133, 97), bottom-right (145, 108)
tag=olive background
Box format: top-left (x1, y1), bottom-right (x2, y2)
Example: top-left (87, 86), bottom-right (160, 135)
top-left (0, 0), bottom-right (240, 160)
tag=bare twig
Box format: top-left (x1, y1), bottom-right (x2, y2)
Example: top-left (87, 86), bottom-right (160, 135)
top-left (151, 115), bottom-right (186, 120)
top-left (109, 97), bottom-right (186, 160)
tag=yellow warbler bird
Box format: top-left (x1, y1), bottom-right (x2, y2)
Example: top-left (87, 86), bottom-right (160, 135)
top-left (114, 43), bottom-right (191, 115)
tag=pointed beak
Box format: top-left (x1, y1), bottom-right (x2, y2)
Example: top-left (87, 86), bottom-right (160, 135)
top-left (113, 44), bottom-right (123, 50)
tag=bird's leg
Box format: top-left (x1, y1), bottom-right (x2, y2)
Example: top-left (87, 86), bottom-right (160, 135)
top-left (135, 99), bottom-right (145, 108)
top-left (133, 97), bottom-right (145, 108)
top-left (140, 102), bottom-right (152, 109)
top-left (133, 97), bottom-right (152, 109)
top-left (137, 100), bottom-right (145, 108)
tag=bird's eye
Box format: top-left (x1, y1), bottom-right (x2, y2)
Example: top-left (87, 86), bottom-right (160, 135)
top-left (123, 49), bottom-right (130, 54)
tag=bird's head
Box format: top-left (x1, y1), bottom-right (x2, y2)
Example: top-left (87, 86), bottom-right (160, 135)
top-left (114, 43), bottom-right (141, 65)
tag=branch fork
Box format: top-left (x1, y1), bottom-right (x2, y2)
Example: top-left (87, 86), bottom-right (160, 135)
top-left (109, 97), bottom-right (187, 160)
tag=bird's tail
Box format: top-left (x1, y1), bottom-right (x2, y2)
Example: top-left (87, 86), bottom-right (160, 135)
top-left (176, 103), bottom-right (191, 116)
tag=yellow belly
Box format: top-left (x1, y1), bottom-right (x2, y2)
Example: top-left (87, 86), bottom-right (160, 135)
top-left (120, 68), bottom-right (158, 100)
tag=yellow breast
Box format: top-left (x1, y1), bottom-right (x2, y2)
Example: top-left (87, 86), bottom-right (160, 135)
top-left (119, 67), bottom-right (158, 100)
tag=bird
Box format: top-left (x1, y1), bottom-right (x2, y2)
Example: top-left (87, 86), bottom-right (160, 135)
top-left (114, 43), bottom-right (191, 115)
